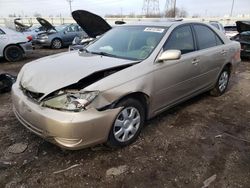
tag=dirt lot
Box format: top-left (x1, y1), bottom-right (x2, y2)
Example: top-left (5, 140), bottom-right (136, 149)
top-left (0, 49), bottom-right (250, 188)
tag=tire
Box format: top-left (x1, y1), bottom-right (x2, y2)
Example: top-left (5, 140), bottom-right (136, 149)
top-left (0, 73), bottom-right (16, 93)
top-left (107, 98), bottom-right (145, 148)
top-left (51, 38), bottom-right (62, 49)
top-left (4, 45), bottom-right (23, 62)
top-left (210, 67), bottom-right (230, 97)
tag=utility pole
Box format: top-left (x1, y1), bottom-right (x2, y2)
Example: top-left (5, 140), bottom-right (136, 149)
top-left (230, 0), bottom-right (235, 17)
top-left (66, 0), bottom-right (73, 15)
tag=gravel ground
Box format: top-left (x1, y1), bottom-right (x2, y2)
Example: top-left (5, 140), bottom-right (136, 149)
top-left (0, 49), bottom-right (250, 188)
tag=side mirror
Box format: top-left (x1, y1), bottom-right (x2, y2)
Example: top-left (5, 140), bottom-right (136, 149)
top-left (64, 30), bottom-right (67, 34)
top-left (157, 50), bottom-right (181, 62)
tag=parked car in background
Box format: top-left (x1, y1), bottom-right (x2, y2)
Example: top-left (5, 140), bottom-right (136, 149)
top-left (231, 21), bottom-right (250, 58)
top-left (69, 10), bottom-right (113, 51)
top-left (209, 21), bottom-right (226, 34)
top-left (12, 20), bottom-right (241, 150)
top-left (69, 10), bottom-right (127, 51)
top-left (0, 26), bottom-right (33, 62)
top-left (14, 18), bottom-right (32, 32)
top-left (34, 17), bottom-right (88, 49)
top-left (12, 18), bottom-right (47, 42)
top-left (224, 25), bottom-right (238, 38)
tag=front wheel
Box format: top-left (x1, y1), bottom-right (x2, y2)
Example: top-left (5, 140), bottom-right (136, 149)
top-left (210, 67), bottom-right (230, 97)
top-left (107, 98), bottom-right (145, 148)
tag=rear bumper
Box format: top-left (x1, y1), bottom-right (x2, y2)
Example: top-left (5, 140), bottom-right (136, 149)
top-left (11, 83), bottom-right (120, 150)
top-left (20, 42), bottom-right (33, 55)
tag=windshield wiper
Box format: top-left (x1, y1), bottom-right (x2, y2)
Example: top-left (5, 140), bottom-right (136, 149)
top-left (90, 51), bottom-right (118, 58)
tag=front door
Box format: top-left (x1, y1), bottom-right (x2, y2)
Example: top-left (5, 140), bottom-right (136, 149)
top-left (152, 25), bottom-right (202, 112)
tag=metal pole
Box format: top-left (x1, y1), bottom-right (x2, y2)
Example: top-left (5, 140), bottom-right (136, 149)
top-left (173, 0), bottom-right (176, 17)
top-left (230, 0), bottom-right (235, 17)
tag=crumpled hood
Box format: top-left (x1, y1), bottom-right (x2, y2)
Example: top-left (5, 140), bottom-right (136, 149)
top-left (20, 51), bottom-right (136, 95)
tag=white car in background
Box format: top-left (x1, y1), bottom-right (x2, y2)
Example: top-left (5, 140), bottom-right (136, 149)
top-left (0, 26), bottom-right (33, 62)
top-left (209, 21), bottom-right (226, 34)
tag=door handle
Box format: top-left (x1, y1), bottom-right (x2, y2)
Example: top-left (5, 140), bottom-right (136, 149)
top-left (192, 58), bottom-right (200, 65)
top-left (221, 50), bottom-right (227, 55)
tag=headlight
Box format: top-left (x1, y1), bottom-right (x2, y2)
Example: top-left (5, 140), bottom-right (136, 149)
top-left (42, 91), bottom-right (99, 112)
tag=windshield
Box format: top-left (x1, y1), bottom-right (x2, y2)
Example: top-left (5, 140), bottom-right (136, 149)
top-left (86, 26), bottom-right (167, 60)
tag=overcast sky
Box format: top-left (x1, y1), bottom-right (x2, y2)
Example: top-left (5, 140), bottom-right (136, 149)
top-left (0, 0), bottom-right (249, 17)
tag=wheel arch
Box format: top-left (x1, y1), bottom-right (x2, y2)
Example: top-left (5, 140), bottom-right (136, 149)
top-left (224, 62), bottom-right (232, 74)
top-left (113, 92), bottom-right (150, 120)
top-left (3, 43), bottom-right (24, 56)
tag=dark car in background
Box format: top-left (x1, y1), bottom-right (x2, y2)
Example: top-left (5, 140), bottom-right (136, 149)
top-left (34, 17), bottom-right (87, 49)
top-left (231, 21), bottom-right (250, 58)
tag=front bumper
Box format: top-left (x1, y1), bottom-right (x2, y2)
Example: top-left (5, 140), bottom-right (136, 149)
top-left (11, 83), bottom-right (120, 150)
top-left (33, 38), bottom-right (51, 47)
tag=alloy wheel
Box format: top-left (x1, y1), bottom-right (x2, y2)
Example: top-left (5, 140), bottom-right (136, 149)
top-left (113, 107), bottom-right (141, 142)
top-left (218, 71), bottom-right (229, 92)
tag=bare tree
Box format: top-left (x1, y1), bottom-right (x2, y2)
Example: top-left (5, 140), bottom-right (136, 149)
top-left (192, 14), bottom-right (200, 18)
top-left (165, 7), bottom-right (188, 18)
top-left (179, 8), bottom-right (188, 17)
top-left (33, 12), bottom-right (41, 17)
top-left (8, 13), bottom-right (16, 17)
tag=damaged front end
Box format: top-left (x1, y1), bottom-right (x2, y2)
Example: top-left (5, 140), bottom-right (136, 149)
top-left (20, 63), bottom-right (135, 111)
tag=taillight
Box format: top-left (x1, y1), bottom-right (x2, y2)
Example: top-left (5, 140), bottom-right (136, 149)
top-left (27, 35), bottom-right (32, 41)
top-left (234, 49), bottom-right (241, 61)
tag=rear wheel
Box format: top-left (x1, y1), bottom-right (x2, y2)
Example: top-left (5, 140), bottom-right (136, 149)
top-left (51, 38), bottom-right (62, 49)
top-left (4, 45), bottom-right (23, 62)
top-left (107, 98), bottom-right (145, 148)
top-left (210, 67), bottom-right (230, 97)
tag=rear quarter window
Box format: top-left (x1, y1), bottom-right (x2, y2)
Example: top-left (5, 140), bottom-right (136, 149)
top-left (194, 24), bottom-right (224, 50)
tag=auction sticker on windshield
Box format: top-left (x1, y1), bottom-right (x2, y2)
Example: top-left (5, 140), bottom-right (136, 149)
top-left (144, 27), bottom-right (165, 33)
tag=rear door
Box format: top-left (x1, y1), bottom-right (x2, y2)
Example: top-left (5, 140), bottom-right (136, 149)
top-left (152, 25), bottom-right (202, 111)
top-left (192, 24), bottom-right (227, 88)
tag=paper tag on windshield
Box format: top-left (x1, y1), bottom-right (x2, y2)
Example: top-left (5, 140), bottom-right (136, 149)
top-left (144, 27), bottom-right (165, 33)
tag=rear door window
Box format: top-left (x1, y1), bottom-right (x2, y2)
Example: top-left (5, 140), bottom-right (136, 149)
top-left (163, 25), bottom-right (195, 54)
top-left (194, 24), bottom-right (224, 50)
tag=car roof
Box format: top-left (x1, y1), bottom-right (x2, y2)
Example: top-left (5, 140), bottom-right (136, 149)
top-left (121, 21), bottom-right (209, 28)
top-left (0, 26), bottom-right (18, 34)
top-left (124, 21), bottom-right (179, 28)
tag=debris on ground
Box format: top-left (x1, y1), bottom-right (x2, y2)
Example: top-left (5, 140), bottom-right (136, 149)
top-left (215, 135), bottom-right (223, 138)
top-left (53, 164), bottom-right (82, 174)
top-left (106, 165), bottom-right (128, 178)
top-left (201, 174), bottom-right (217, 188)
top-left (7, 143), bottom-right (28, 154)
